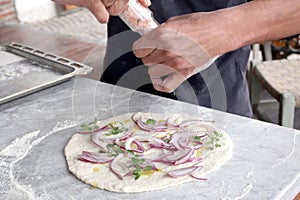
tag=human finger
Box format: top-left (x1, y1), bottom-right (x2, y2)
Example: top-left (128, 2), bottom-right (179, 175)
top-left (148, 63), bottom-right (177, 77)
top-left (138, 0), bottom-right (151, 7)
top-left (152, 72), bottom-right (186, 93)
top-left (88, 0), bottom-right (110, 23)
top-left (107, 0), bottom-right (129, 15)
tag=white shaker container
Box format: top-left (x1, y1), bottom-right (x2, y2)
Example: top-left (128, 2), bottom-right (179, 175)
top-left (118, 0), bottom-right (159, 35)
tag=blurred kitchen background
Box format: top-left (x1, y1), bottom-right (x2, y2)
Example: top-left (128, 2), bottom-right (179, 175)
top-left (0, 0), bottom-right (107, 43)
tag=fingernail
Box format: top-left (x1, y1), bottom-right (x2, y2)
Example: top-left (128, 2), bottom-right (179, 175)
top-left (145, 0), bottom-right (151, 7)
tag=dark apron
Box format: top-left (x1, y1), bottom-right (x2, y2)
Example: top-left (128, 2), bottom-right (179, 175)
top-left (101, 0), bottom-right (252, 117)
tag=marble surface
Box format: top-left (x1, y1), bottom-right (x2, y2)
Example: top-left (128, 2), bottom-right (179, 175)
top-left (0, 77), bottom-right (299, 200)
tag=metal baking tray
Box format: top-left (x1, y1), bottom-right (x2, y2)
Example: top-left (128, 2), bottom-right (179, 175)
top-left (0, 42), bottom-right (93, 104)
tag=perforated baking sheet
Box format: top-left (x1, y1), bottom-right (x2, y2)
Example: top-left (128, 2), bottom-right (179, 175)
top-left (0, 42), bottom-right (93, 104)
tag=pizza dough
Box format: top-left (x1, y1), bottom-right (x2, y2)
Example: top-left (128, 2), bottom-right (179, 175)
top-left (64, 113), bottom-right (233, 193)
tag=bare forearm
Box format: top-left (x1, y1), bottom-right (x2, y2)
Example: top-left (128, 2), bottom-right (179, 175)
top-left (228, 0), bottom-right (300, 50)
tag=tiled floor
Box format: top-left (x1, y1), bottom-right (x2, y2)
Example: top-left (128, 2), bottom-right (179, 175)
top-left (28, 9), bottom-right (299, 130)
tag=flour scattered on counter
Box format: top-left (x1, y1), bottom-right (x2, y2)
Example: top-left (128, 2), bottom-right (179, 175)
top-left (235, 183), bottom-right (253, 200)
top-left (0, 60), bottom-right (45, 81)
top-left (0, 120), bottom-right (77, 199)
top-left (221, 182), bottom-right (253, 200)
top-left (0, 130), bottom-right (40, 199)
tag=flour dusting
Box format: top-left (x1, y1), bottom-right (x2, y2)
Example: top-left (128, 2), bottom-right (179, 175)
top-left (0, 60), bottom-right (47, 81)
top-left (0, 120), bottom-right (76, 199)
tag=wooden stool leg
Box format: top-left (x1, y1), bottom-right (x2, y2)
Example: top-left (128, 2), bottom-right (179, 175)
top-left (250, 44), bottom-right (263, 107)
top-left (250, 72), bottom-right (263, 107)
top-left (279, 92), bottom-right (296, 128)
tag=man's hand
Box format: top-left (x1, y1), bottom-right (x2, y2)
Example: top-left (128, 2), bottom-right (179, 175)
top-left (53, 0), bottom-right (151, 23)
top-left (133, 0), bottom-right (300, 93)
top-left (133, 12), bottom-right (233, 92)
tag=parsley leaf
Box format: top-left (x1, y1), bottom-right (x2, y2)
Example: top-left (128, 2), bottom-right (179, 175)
top-left (143, 165), bottom-right (152, 171)
top-left (146, 119), bottom-right (156, 125)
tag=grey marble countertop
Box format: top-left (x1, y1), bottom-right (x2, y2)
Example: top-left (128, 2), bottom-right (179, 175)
top-left (0, 77), bottom-right (299, 200)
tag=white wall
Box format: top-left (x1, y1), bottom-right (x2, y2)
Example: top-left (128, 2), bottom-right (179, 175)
top-left (15, 0), bottom-right (57, 23)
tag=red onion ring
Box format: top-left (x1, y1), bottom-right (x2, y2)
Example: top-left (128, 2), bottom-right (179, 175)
top-left (137, 117), bottom-right (167, 132)
top-left (91, 124), bottom-right (133, 150)
top-left (174, 149), bottom-right (195, 165)
top-left (110, 154), bottom-right (129, 180)
top-left (125, 136), bottom-right (148, 153)
top-left (78, 151), bottom-right (114, 163)
top-left (168, 166), bottom-right (202, 178)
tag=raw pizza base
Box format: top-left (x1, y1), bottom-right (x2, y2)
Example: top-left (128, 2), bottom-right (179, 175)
top-left (64, 113), bottom-right (233, 193)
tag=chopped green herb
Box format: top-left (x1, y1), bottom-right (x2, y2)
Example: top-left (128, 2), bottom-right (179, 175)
top-left (105, 144), bottom-right (124, 156)
top-left (108, 123), bottom-right (114, 128)
top-left (134, 172), bottom-right (141, 180)
top-left (106, 122), bottom-right (129, 136)
top-left (134, 165), bottom-right (142, 173)
top-left (93, 117), bottom-right (98, 124)
top-left (207, 131), bottom-right (222, 150)
top-left (127, 150), bottom-right (134, 155)
top-left (80, 117), bottom-right (100, 132)
top-left (146, 119), bottom-right (156, 125)
top-left (214, 131), bottom-right (223, 137)
top-left (106, 144), bottom-right (115, 149)
top-left (163, 138), bottom-right (170, 143)
top-left (113, 145), bottom-right (123, 153)
top-left (143, 165), bottom-right (152, 171)
top-left (112, 127), bottom-right (120, 135)
top-left (193, 135), bottom-right (202, 141)
top-left (131, 157), bottom-right (141, 165)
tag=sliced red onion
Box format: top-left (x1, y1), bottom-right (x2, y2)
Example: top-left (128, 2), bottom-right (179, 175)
top-left (151, 152), bottom-right (174, 162)
top-left (169, 132), bottom-right (184, 150)
top-left (77, 114), bottom-right (215, 180)
top-left (189, 166), bottom-right (206, 180)
top-left (137, 117), bottom-right (167, 132)
top-left (125, 136), bottom-right (147, 153)
top-left (78, 151), bottom-right (114, 163)
top-left (131, 112), bottom-right (139, 124)
top-left (163, 149), bottom-right (191, 164)
top-left (177, 136), bottom-right (190, 148)
top-left (168, 166), bottom-right (202, 178)
top-left (91, 136), bottom-right (111, 151)
top-left (190, 174), bottom-right (207, 180)
top-left (132, 140), bottom-right (145, 153)
top-left (174, 149), bottom-right (195, 165)
top-left (170, 131), bottom-right (206, 150)
top-left (186, 157), bottom-right (203, 163)
top-left (110, 154), bottom-right (129, 180)
top-left (148, 137), bottom-right (173, 149)
top-left (115, 138), bottom-right (125, 149)
top-left (91, 124), bottom-right (133, 149)
top-left (140, 159), bottom-right (158, 171)
top-left (179, 120), bottom-right (214, 130)
top-left (166, 117), bottom-right (182, 127)
top-left (179, 140), bottom-right (203, 150)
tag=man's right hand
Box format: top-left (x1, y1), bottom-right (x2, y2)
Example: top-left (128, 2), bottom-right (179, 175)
top-left (53, 0), bottom-right (151, 23)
